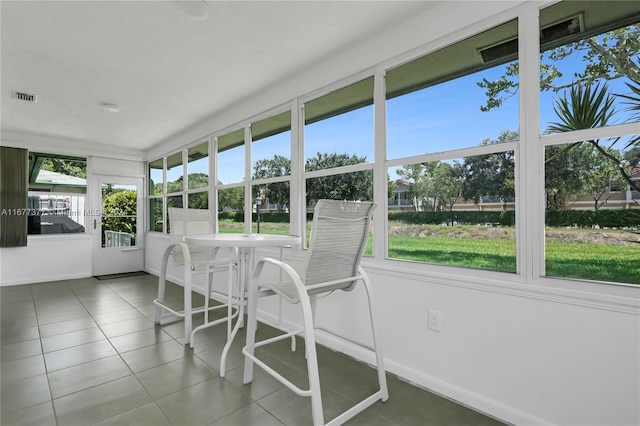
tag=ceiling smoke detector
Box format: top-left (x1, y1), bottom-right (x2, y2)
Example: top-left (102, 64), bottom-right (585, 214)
top-left (13, 91), bottom-right (38, 103)
top-left (178, 0), bottom-right (209, 21)
top-left (102, 103), bottom-right (121, 113)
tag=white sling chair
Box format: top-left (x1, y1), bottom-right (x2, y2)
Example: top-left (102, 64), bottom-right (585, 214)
top-left (242, 199), bottom-right (388, 425)
top-left (154, 208), bottom-right (239, 349)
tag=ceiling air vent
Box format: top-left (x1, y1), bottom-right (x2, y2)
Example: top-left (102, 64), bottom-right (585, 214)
top-left (479, 14), bottom-right (584, 63)
top-left (13, 91), bottom-right (38, 103)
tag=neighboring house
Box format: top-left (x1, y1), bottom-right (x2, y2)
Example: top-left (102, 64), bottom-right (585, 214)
top-left (390, 169), bottom-right (640, 212)
top-left (557, 165), bottom-right (640, 211)
top-left (388, 180), bottom-right (414, 211)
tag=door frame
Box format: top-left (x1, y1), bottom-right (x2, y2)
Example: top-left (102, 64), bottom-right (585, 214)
top-left (91, 174), bottom-right (145, 276)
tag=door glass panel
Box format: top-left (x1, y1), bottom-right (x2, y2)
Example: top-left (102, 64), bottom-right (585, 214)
top-left (102, 183), bottom-right (137, 247)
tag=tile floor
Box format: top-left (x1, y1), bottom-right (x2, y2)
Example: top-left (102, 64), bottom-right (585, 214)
top-left (1, 274), bottom-right (505, 426)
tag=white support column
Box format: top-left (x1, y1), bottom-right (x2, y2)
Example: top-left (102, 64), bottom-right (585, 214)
top-left (210, 135), bottom-right (218, 231)
top-left (373, 69), bottom-right (388, 261)
top-left (518, 5), bottom-right (543, 282)
top-left (244, 125), bottom-right (252, 234)
top-left (290, 98), bottom-right (304, 240)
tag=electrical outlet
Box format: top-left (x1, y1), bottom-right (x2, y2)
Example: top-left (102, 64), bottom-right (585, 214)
top-left (428, 309), bottom-right (441, 332)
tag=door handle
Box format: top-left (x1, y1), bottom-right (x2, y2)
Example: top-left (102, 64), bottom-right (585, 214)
top-left (94, 219), bottom-right (97, 229)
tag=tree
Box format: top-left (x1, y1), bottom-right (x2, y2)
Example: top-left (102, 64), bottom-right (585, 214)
top-left (547, 82), bottom-right (640, 192)
top-left (253, 155), bottom-right (290, 179)
top-left (623, 146), bottom-right (640, 166)
top-left (478, 25), bottom-right (640, 112)
top-left (167, 176), bottom-right (183, 194)
top-left (461, 130), bottom-right (517, 207)
top-left (616, 69), bottom-right (640, 150)
top-left (545, 143), bottom-right (591, 210)
top-left (396, 163), bottom-right (434, 210)
top-left (305, 152), bottom-right (372, 202)
top-left (427, 161), bottom-right (465, 225)
top-left (396, 161), bottom-right (465, 220)
top-left (187, 173), bottom-right (209, 190)
top-left (102, 189), bottom-right (137, 244)
top-left (218, 184), bottom-right (243, 212)
top-left (580, 145), bottom-right (626, 210)
top-left (41, 158), bottom-right (86, 179)
top-left (188, 192), bottom-right (208, 209)
top-left (252, 155), bottom-right (291, 211)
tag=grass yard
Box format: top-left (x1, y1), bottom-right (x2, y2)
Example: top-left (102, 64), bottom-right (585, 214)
top-left (387, 233), bottom-right (517, 272)
top-left (220, 219), bottom-right (639, 285)
top-left (546, 240), bottom-right (639, 284)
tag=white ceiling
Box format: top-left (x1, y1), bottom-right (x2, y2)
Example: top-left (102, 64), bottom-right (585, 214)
top-left (1, 0), bottom-right (437, 153)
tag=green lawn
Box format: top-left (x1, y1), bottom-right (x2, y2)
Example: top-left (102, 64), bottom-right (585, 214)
top-left (545, 240), bottom-right (639, 284)
top-left (387, 234), bottom-right (517, 272)
top-left (220, 220), bottom-right (639, 285)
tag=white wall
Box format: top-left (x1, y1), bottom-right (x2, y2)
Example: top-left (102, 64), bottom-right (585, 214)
top-left (143, 1), bottom-right (639, 423)
top-left (356, 266), bottom-right (639, 426)
top-left (0, 234), bottom-right (92, 285)
top-left (0, 144), bottom-right (145, 285)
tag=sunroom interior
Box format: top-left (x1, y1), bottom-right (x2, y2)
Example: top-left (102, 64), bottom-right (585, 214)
top-left (1, 1), bottom-right (639, 425)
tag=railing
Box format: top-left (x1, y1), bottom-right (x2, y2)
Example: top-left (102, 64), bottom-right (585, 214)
top-left (104, 230), bottom-right (131, 247)
top-left (388, 199), bottom-right (413, 206)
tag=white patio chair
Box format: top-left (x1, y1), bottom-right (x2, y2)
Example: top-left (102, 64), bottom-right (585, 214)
top-left (154, 207), bottom-right (239, 348)
top-left (242, 199), bottom-right (388, 425)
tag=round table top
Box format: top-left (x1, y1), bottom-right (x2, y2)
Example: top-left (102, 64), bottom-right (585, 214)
top-left (184, 233), bottom-right (301, 248)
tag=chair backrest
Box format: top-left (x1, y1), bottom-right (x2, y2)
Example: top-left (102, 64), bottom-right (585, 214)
top-left (168, 207), bottom-right (215, 266)
top-left (303, 200), bottom-right (376, 291)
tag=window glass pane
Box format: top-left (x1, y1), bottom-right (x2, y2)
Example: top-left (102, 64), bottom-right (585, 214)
top-left (539, 2), bottom-right (640, 134)
top-left (166, 195), bottom-right (183, 234)
top-left (218, 129), bottom-right (245, 184)
top-left (167, 152), bottom-right (183, 194)
top-left (544, 142), bottom-right (640, 285)
top-left (388, 153), bottom-right (516, 272)
top-left (305, 77), bottom-right (374, 172)
top-left (149, 198), bottom-right (163, 232)
top-left (305, 170), bottom-right (373, 250)
top-left (102, 184), bottom-right (137, 247)
top-left (188, 142), bottom-right (209, 190)
top-left (188, 191), bottom-right (208, 209)
top-left (149, 159), bottom-right (163, 196)
top-left (27, 193), bottom-right (87, 235)
top-left (27, 153), bottom-right (87, 235)
top-left (218, 187), bottom-right (244, 233)
top-left (252, 111), bottom-right (291, 176)
top-left (251, 182), bottom-right (290, 234)
top-left (540, 1), bottom-right (640, 285)
top-left (386, 20), bottom-right (519, 159)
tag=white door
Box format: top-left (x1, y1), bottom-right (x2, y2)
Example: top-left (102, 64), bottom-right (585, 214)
top-left (92, 176), bottom-right (144, 276)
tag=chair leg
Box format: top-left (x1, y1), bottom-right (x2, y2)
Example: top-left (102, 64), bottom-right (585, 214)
top-left (183, 268), bottom-right (193, 346)
top-left (242, 260), bottom-right (263, 384)
top-left (361, 267), bottom-right (389, 401)
top-left (190, 265), bottom-right (214, 349)
top-left (299, 292), bottom-right (324, 425)
top-left (154, 245), bottom-right (173, 324)
top-left (205, 266), bottom-right (214, 324)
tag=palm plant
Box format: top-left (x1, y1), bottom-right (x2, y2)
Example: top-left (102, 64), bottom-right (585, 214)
top-left (547, 82), bottom-right (639, 192)
top-left (616, 71), bottom-right (640, 150)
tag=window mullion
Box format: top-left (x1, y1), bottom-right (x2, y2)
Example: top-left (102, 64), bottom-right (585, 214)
top-left (373, 69), bottom-right (387, 260)
top-left (518, 5), bottom-right (543, 282)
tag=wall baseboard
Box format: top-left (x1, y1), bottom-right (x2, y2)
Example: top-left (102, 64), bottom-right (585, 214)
top-left (0, 272), bottom-right (92, 287)
top-left (256, 309), bottom-right (549, 426)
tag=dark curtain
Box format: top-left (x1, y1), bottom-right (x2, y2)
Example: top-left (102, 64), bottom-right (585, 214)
top-left (0, 146), bottom-right (28, 247)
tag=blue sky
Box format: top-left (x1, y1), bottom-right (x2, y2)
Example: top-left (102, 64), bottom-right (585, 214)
top-left (184, 45), bottom-right (636, 185)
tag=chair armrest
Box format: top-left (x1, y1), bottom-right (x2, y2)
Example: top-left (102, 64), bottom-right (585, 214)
top-left (252, 257), bottom-right (306, 304)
